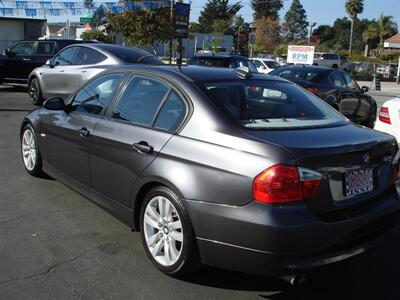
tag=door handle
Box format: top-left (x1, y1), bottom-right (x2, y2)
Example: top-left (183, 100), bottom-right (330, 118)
top-left (22, 58), bottom-right (31, 61)
top-left (81, 70), bottom-right (87, 73)
top-left (79, 127), bottom-right (90, 137)
top-left (60, 70), bottom-right (65, 73)
top-left (132, 141), bottom-right (153, 154)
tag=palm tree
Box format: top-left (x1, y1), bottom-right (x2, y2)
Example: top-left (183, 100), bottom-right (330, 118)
top-left (363, 15), bottom-right (398, 46)
top-left (345, 0), bottom-right (364, 55)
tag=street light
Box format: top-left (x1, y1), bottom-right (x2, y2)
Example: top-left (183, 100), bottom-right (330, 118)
top-left (309, 22), bottom-right (316, 45)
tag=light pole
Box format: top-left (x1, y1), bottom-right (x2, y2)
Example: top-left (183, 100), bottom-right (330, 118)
top-left (236, 25), bottom-right (243, 53)
top-left (309, 22), bottom-right (316, 45)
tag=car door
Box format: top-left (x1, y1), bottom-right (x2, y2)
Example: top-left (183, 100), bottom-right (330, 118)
top-left (2, 41), bottom-right (36, 80)
top-left (39, 72), bottom-right (127, 187)
top-left (328, 70), bottom-right (359, 118)
top-left (90, 74), bottom-right (187, 207)
top-left (340, 72), bottom-right (372, 123)
top-left (41, 46), bottom-right (79, 99)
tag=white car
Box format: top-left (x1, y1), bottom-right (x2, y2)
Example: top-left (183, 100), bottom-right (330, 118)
top-left (252, 58), bottom-right (281, 74)
top-left (313, 53), bottom-right (343, 69)
top-left (374, 96), bottom-right (400, 142)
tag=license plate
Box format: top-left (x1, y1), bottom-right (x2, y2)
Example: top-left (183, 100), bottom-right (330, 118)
top-left (344, 168), bottom-right (374, 197)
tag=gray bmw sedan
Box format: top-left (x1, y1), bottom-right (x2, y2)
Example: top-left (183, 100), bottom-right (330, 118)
top-left (20, 65), bottom-right (400, 279)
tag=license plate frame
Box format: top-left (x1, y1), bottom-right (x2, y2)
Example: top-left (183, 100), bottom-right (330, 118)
top-left (344, 168), bottom-right (374, 197)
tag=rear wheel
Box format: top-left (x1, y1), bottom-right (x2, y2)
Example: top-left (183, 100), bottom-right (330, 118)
top-left (140, 186), bottom-right (200, 276)
top-left (21, 124), bottom-right (44, 177)
top-left (28, 78), bottom-right (43, 106)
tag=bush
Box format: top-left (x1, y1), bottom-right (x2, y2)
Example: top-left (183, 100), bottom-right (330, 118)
top-left (80, 30), bottom-right (113, 43)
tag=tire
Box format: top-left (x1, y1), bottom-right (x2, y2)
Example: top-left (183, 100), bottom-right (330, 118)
top-left (28, 78), bottom-right (44, 106)
top-left (140, 186), bottom-right (200, 276)
top-left (21, 124), bottom-right (44, 177)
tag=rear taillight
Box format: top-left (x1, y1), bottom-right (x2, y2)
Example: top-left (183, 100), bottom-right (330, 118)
top-left (379, 107), bottom-right (391, 124)
top-left (390, 150), bottom-right (400, 182)
top-left (253, 165), bottom-right (322, 204)
top-left (307, 87), bottom-right (318, 94)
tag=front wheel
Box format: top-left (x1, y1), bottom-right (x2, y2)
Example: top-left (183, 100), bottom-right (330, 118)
top-left (28, 78), bottom-right (43, 106)
top-left (140, 186), bottom-right (200, 276)
top-left (21, 124), bottom-right (44, 177)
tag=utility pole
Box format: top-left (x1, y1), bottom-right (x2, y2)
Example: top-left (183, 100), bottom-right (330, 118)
top-left (176, 0), bottom-right (183, 65)
top-left (169, 0), bottom-right (175, 64)
top-left (236, 25), bottom-right (242, 53)
top-left (308, 22), bottom-right (316, 45)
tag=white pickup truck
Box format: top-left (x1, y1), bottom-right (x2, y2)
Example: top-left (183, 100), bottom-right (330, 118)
top-left (313, 53), bottom-right (343, 69)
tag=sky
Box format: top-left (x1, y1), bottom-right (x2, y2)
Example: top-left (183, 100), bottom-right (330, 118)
top-left (189, 0), bottom-right (400, 28)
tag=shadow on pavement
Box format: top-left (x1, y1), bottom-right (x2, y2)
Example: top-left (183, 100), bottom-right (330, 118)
top-left (181, 234), bottom-right (400, 299)
top-left (0, 84), bottom-right (27, 93)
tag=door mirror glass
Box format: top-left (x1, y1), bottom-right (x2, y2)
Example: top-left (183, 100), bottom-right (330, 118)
top-left (4, 49), bottom-right (15, 57)
top-left (43, 97), bottom-right (66, 110)
top-left (361, 86), bottom-right (369, 93)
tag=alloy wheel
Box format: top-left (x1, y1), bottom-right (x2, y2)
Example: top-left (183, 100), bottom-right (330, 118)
top-left (21, 128), bottom-right (37, 171)
top-left (143, 196), bottom-right (183, 267)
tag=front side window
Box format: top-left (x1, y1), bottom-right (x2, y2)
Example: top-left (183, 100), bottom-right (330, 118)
top-left (10, 42), bottom-right (35, 55)
top-left (342, 72), bottom-right (360, 90)
top-left (71, 73), bottom-right (125, 115)
top-left (112, 75), bottom-right (170, 126)
top-left (253, 60), bottom-right (263, 68)
top-left (36, 42), bottom-right (55, 55)
top-left (52, 46), bottom-right (78, 66)
top-left (73, 47), bottom-right (107, 65)
top-left (201, 80), bottom-right (345, 130)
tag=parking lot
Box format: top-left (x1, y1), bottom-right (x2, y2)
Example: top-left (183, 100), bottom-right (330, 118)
top-left (1, 84), bottom-right (400, 300)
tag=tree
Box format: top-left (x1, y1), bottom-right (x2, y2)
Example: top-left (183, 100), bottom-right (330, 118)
top-left (189, 22), bottom-right (201, 33)
top-left (231, 15), bottom-right (250, 52)
top-left (81, 29), bottom-right (112, 43)
top-left (251, 0), bottom-right (283, 20)
top-left (345, 0), bottom-right (364, 55)
top-left (107, 8), bottom-right (172, 47)
top-left (84, 0), bottom-right (94, 10)
top-left (198, 0), bottom-right (242, 33)
top-left (211, 19), bottom-right (232, 34)
top-left (255, 16), bottom-right (281, 53)
top-left (363, 15), bottom-right (398, 46)
top-left (283, 0), bottom-right (308, 42)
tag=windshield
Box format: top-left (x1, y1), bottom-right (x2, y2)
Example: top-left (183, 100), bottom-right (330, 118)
top-left (201, 80), bottom-right (346, 130)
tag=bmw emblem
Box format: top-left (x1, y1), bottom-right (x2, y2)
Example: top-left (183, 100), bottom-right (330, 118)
top-left (362, 153), bottom-right (370, 165)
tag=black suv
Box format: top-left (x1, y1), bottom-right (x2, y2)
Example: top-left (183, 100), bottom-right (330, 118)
top-left (0, 39), bottom-right (96, 85)
top-left (188, 55), bottom-right (258, 72)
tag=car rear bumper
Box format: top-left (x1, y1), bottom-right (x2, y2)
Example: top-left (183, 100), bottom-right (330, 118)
top-left (184, 186), bottom-right (400, 275)
top-left (375, 121), bottom-right (400, 143)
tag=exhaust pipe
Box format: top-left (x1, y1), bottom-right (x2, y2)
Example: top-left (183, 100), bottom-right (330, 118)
top-left (279, 273), bottom-right (307, 286)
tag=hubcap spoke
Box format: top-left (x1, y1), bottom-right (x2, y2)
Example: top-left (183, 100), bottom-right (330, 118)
top-left (150, 238), bottom-right (163, 257)
top-left (164, 239), bottom-right (170, 265)
top-left (144, 213), bottom-right (159, 229)
top-left (146, 232), bottom-right (160, 247)
top-left (168, 239), bottom-right (178, 262)
top-left (147, 204), bottom-right (161, 223)
top-left (170, 220), bottom-right (182, 231)
top-left (170, 230), bottom-right (183, 242)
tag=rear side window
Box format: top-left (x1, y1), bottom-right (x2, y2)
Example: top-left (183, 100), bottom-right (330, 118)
top-left (71, 73), bottom-right (125, 115)
top-left (273, 68), bottom-right (323, 82)
top-left (190, 58), bottom-right (229, 68)
top-left (154, 91), bottom-right (186, 132)
top-left (74, 47), bottom-right (107, 65)
top-left (112, 76), bottom-right (170, 126)
top-left (36, 42), bottom-right (55, 55)
top-left (202, 80), bottom-right (345, 129)
top-left (329, 71), bottom-right (345, 88)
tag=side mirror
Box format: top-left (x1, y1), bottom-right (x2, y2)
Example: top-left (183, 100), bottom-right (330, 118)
top-left (49, 60), bottom-right (58, 68)
top-left (361, 86), bottom-right (369, 93)
top-left (4, 49), bottom-right (15, 57)
top-left (45, 59), bottom-right (51, 66)
top-left (43, 97), bottom-right (66, 110)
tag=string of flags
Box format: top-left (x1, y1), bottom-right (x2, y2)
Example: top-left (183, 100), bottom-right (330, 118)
top-left (0, 1), bottom-right (171, 18)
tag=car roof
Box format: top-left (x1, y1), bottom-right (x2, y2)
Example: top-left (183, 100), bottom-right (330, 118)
top-left (276, 65), bottom-right (334, 72)
top-left (106, 65), bottom-right (287, 83)
top-left (192, 55), bottom-right (250, 60)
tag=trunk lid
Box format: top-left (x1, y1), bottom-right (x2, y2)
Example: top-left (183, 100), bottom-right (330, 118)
top-left (244, 124), bottom-right (398, 217)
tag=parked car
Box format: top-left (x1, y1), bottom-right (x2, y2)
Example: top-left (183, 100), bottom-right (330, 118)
top-left (0, 39), bottom-right (96, 85)
top-left (313, 53), bottom-right (343, 69)
top-left (21, 65), bottom-right (400, 280)
top-left (376, 63), bottom-right (398, 79)
top-left (270, 65), bottom-right (377, 127)
top-left (28, 43), bottom-right (163, 105)
top-left (252, 58), bottom-right (281, 74)
top-left (187, 55), bottom-right (258, 72)
top-left (374, 96), bottom-right (400, 142)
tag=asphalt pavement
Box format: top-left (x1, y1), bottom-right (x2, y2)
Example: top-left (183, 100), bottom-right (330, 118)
top-left (1, 84), bottom-right (400, 300)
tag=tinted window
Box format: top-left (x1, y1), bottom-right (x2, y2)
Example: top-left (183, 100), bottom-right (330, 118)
top-left (112, 76), bottom-right (169, 126)
top-left (342, 72), bottom-right (359, 90)
top-left (235, 59), bottom-right (258, 72)
top-left (111, 47), bottom-right (162, 65)
top-left (36, 42), bottom-right (55, 55)
top-left (202, 80), bottom-right (345, 129)
top-left (72, 73), bottom-right (125, 115)
top-left (272, 68), bottom-right (323, 82)
top-left (10, 42), bottom-right (35, 55)
top-left (329, 71), bottom-right (345, 88)
top-left (154, 91), bottom-right (186, 132)
top-left (253, 60), bottom-right (264, 68)
top-left (53, 46), bottom-right (78, 66)
top-left (264, 60), bottom-right (280, 69)
top-left (190, 57), bottom-right (229, 68)
top-left (73, 47), bottom-right (107, 65)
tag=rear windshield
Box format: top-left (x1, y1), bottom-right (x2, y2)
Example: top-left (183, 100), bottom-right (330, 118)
top-left (190, 57), bottom-right (229, 67)
top-left (201, 80), bottom-right (346, 129)
top-left (264, 60), bottom-right (280, 69)
top-left (270, 68), bottom-right (326, 82)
